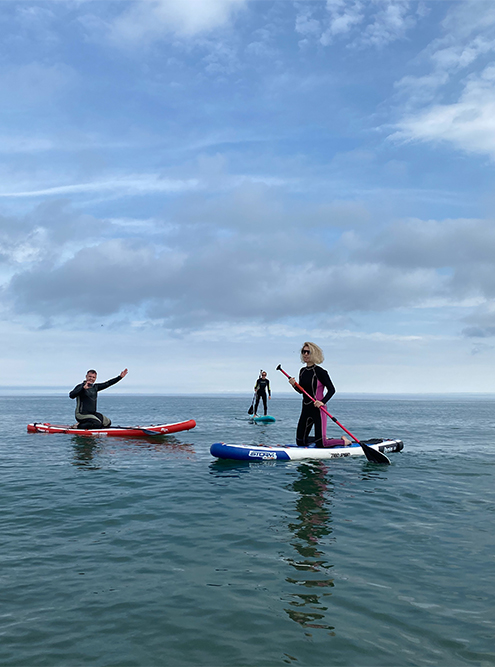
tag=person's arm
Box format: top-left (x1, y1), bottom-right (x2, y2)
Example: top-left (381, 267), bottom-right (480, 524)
top-left (315, 367), bottom-right (335, 405)
top-left (267, 380), bottom-right (271, 397)
top-left (254, 380), bottom-right (259, 393)
top-left (95, 369), bottom-right (128, 392)
top-left (289, 370), bottom-right (303, 394)
top-left (69, 383), bottom-right (84, 399)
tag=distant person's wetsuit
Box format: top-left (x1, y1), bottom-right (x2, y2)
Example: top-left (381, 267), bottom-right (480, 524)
top-left (254, 377), bottom-right (271, 416)
top-left (294, 365), bottom-right (335, 447)
top-left (69, 376), bottom-right (122, 429)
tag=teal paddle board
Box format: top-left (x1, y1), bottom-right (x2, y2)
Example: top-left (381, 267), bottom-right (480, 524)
top-left (253, 415), bottom-right (276, 423)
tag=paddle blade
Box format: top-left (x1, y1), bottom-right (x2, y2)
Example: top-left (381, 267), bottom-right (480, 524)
top-left (360, 442), bottom-right (391, 465)
top-left (248, 405), bottom-right (254, 414)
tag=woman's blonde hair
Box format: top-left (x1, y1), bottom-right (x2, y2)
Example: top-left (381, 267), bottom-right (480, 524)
top-left (300, 341), bottom-right (324, 364)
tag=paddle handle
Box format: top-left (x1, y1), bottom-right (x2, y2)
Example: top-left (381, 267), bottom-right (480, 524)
top-left (276, 364), bottom-right (360, 443)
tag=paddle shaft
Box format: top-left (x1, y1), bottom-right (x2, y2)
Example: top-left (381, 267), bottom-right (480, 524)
top-left (276, 365), bottom-right (360, 442)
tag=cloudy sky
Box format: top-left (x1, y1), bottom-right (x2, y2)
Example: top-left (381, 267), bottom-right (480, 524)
top-left (2, 0), bottom-right (495, 394)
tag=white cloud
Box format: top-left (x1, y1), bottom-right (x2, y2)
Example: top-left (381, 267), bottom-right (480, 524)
top-left (320, 0), bottom-right (364, 45)
top-left (0, 174), bottom-right (200, 199)
top-left (391, 0), bottom-right (495, 157)
top-left (440, 0), bottom-right (495, 42)
top-left (393, 64), bottom-right (495, 159)
top-left (295, 9), bottom-right (321, 39)
top-left (295, 0), bottom-right (416, 48)
top-left (394, 32), bottom-right (495, 109)
top-left (108, 0), bottom-right (248, 44)
top-left (359, 0), bottom-right (415, 49)
top-left (462, 302), bottom-right (495, 338)
top-left (4, 188), bottom-right (495, 332)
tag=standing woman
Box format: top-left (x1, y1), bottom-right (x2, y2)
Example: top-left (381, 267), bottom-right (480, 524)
top-left (253, 371), bottom-right (271, 417)
top-left (289, 342), bottom-right (335, 448)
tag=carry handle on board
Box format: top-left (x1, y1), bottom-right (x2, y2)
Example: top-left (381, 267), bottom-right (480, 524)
top-left (276, 364), bottom-right (391, 465)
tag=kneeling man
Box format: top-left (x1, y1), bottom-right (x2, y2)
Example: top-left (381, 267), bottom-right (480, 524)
top-left (69, 368), bottom-right (128, 429)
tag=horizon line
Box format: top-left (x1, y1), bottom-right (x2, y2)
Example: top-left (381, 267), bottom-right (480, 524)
top-left (1, 390), bottom-right (495, 399)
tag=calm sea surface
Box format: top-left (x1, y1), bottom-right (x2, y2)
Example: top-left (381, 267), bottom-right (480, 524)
top-left (1, 394), bottom-right (494, 667)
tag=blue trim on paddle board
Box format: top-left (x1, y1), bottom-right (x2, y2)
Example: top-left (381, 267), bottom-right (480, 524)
top-left (211, 442), bottom-right (290, 460)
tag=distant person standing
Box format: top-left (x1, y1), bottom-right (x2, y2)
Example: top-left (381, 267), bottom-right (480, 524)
top-left (253, 371), bottom-right (271, 417)
top-left (69, 368), bottom-right (128, 429)
top-left (289, 343), bottom-right (335, 447)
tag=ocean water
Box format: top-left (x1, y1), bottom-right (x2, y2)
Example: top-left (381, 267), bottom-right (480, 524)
top-left (1, 394), bottom-right (494, 667)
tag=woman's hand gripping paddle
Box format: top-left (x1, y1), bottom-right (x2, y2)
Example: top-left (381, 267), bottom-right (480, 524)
top-left (276, 364), bottom-right (391, 464)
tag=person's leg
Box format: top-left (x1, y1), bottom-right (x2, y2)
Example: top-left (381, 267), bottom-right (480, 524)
top-left (96, 412), bottom-right (111, 427)
top-left (296, 407), bottom-right (314, 446)
top-left (261, 393), bottom-right (267, 415)
top-left (323, 436), bottom-right (352, 448)
top-left (76, 417), bottom-right (103, 429)
top-left (75, 411), bottom-right (103, 429)
top-left (313, 406), bottom-right (325, 448)
top-left (254, 394), bottom-right (261, 416)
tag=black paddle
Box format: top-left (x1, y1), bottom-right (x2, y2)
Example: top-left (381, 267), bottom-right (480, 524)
top-left (276, 364), bottom-right (391, 464)
top-left (247, 392), bottom-right (256, 415)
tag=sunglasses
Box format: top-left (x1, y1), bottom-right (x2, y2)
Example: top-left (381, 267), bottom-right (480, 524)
top-left (301, 349), bottom-right (311, 354)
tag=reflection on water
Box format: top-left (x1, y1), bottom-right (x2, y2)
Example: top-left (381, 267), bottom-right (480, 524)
top-left (284, 462), bottom-right (335, 632)
top-left (71, 436), bottom-right (101, 470)
top-left (208, 459), bottom-right (252, 478)
top-left (359, 462), bottom-right (390, 485)
top-left (71, 434), bottom-right (195, 469)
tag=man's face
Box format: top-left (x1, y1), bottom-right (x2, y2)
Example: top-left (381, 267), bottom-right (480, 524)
top-left (85, 371), bottom-right (97, 386)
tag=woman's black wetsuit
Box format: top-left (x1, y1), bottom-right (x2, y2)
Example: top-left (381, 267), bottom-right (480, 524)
top-left (254, 377), bottom-right (271, 416)
top-left (294, 365), bottom-right (335, 447)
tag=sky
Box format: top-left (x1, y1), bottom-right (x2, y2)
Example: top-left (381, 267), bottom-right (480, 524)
top-left (2, 0), bottom-right (495, 394)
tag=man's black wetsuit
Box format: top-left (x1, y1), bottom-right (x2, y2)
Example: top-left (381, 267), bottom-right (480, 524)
top-left (254, 377), bottom-right (271, 416)
top-left (69, 376), bottom-right (122, 428)
top-left (294, 365), bottom-right (335, 447)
